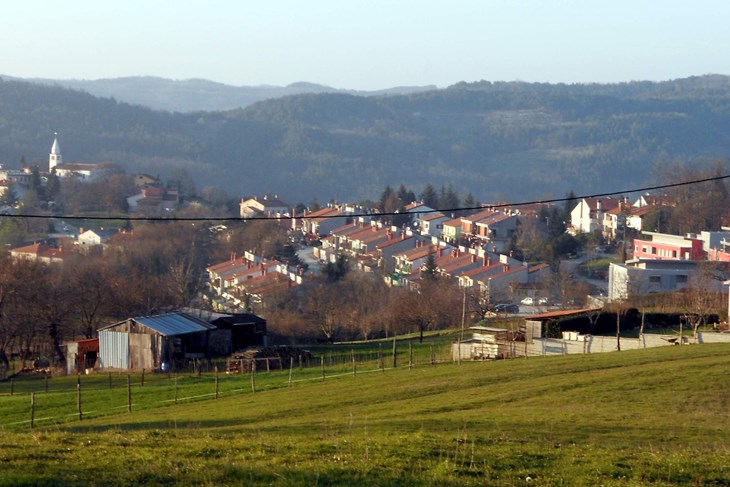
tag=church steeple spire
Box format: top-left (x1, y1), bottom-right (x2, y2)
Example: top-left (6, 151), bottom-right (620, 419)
top-left (49, 132), bottom-right (62, 171)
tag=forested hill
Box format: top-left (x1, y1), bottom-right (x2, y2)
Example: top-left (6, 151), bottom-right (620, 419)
top-left (1, 75), bottom-right (730, 204)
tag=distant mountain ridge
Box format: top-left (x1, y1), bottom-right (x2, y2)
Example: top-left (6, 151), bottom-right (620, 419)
top-left (0, 74), bottom-right (729, 204)
top-left (0, 75), bottom-right (438, 112)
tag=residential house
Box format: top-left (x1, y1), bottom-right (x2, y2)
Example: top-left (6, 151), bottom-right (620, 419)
top-left (300, 205), bottom-right (354, 237)
top-left (570, 197), bottom-right (620, 234)
top-left (392, 242), bottom-right (452, 281)
top-left (127, 186), bottom-right (180, 212)
top-left (206, 253), bottom-right (301, 312)
top-left (134, 174), bottom-right (160, 188)
top-left (473, 212), bottom-right (519, 252)
top-left (419, 211), bottom-right (449, 237)
top-left (239, 195), bottom-right (289, 219)
top-left (608, 259), bottom-right (728, 300)
top-left (75, 228), bottom-right (117, 253)
top-left (0, 166), bottom-right (33, 186)
top-left (477, 265), bottom-right (530, 303)
top-left (441, 216), bottom-right (462, 242)
top-left (9, 242), bottom-right (72, 264)
top-left (403, 201), bottom-right (434, 225)
top-left (632, 232), bottom-right (704, 261)
top-left (375, 233), bottom-right (419, 273)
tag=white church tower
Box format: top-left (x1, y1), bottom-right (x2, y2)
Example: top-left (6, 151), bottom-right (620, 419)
top-left (49, 133), bottom-right (62, 171)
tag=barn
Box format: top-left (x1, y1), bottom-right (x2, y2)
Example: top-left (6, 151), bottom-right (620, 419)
top-left (64, 338), bottom-right (99, 375)
top-left (98, 312), bottom-right (225, 371)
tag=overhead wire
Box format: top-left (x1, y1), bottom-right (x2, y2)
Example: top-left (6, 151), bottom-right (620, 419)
top-left (0, 173), bottom-right (728, 223)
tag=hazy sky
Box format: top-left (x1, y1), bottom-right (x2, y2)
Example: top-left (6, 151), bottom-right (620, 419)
top-left (2, 0), bottom-right (729, 90)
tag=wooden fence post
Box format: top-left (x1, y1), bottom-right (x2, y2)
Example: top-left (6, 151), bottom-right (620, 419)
top-left (266, 358), bottom-right (270, 373)
top-left (30, 392), bottom-right (35, 429)
top-left (351, 349), bottom-right (356, 376)
top-left (288, 357), bottom-right (294, 387)
top-left (174, 375), bottom-right (179, 404)
top-left (379, 344), bottom-right (384, 372)
top-left (108, 372), bottom-right (112, 389)
top-left (409, 342), bottom-right (413, 369)
top-left (251, 360), bottom-right (256, 393)
top-left (392, 337), bottom-right (397, 368)
top-left (45, 374), bottom-right (49, 393)
top-left (77, 381), bottom-right (82, 421)
top-left (214, 366), bottom-right (219, 399)
top-left (10, 378), bottom-right (14, 395)
top-left (127, 374), bottom-right (132, 413)
top-left (141, 368), bottom-right (145, 386)
top-left (431, 343), bottom-right (435, 365)
top-left (320, 356), bottom-right (325, 381)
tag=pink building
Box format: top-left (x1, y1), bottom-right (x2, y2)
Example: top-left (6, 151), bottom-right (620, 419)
top-left (632, 232), bottom-right (704, 261)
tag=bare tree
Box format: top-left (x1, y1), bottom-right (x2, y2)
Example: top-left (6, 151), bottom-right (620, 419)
top-left (678, 262), bottom-right (727, 342)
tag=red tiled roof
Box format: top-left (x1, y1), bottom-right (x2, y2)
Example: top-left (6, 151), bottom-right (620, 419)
top-left (461, 209), bottom-right (496, 223)
top-left (421, 212), bottom-right (447, 221)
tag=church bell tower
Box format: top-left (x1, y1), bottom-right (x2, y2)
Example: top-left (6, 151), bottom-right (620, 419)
top-left (49, 132), bottom-right (62, 171)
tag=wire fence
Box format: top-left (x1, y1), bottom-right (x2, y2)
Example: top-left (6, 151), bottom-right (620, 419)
top-left (0, 340), bottom-right (454, 431)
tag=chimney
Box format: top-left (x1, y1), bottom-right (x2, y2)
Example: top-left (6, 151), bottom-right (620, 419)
top-left (437, 247), bottom-right (443, 257)
top-left (503, 264), bottom-right (509, 272)
top-left (471, 254), bottom-right (477, 263)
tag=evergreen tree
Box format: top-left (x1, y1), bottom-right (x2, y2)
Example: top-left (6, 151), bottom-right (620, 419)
top-left (46, 170), bottom-right (61, 202)
top-left (422, 249), bottom-right (438, 281)
top-left (379, 185), bottom-right (394, 211)
top-left (563, 190), bottom-right (577, 227)
top-left (396, 184), bottom-right (416, 206)
top-left (420, 183), bottom-right (438, 208)
top-left (30, 167), bottom-right (46, 202)
top-left (438, 184), bottom-right (460, 213)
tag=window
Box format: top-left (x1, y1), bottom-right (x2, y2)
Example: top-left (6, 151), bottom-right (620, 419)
top-left (677, 275), bottom-right (688, 283)
top-left (649, 275), bottom-right (661, 283)
top-left (651, 247), bottom-right (657, 255)
top-left (672, 250), bottom-right (677, 258)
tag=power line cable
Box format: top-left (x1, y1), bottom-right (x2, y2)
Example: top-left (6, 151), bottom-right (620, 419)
top-left (1, 174), bottom-right (728, 223)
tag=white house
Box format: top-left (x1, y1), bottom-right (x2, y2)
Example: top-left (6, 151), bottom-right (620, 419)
top-left (570, 197), bottom-right (620, 234)
top-left (239, 195), bottom-right (290, 219)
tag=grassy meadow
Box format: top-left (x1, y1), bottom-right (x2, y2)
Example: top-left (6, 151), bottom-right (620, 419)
top-left (1, 343), bottom-right (729, 485)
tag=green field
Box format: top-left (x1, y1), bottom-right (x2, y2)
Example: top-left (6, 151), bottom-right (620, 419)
top-left (1, 344), bottom-right (729, 485)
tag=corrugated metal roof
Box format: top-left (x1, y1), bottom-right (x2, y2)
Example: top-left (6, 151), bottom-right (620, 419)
top-left (525, 308), bottom-right (601, 320)
top-left (99, 312), bottom-right (215, 336)
top-left (134, 313), bottom-right (215, 336)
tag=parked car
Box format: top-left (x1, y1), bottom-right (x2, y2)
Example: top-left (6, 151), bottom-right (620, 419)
top-left (493, 303), bottom-right (519, 313)
top-left (538, 297), bottom-right (549, 305)
top-left (520, 297), bottom-right (534, 306)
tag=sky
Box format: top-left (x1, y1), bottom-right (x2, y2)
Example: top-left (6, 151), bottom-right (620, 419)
top-left (2, 0), bottom-right (729, 90)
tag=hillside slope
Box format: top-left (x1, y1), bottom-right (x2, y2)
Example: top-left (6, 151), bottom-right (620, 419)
top-left (1, 344), bottom-right (729, 485)
top-left (1, 75), bottom-right (730, 203)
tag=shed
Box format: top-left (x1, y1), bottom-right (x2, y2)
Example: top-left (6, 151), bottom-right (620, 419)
top-left (452, 326), bottom-right (510, 360)
top-left (64, 338), bottom-right (99, 375)
top-left (210, 313), bottom-right (267, 351)
top-left (524, 308), bottom-right (602, 339)
top-left (98, 312), bottom-right (220, 371)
